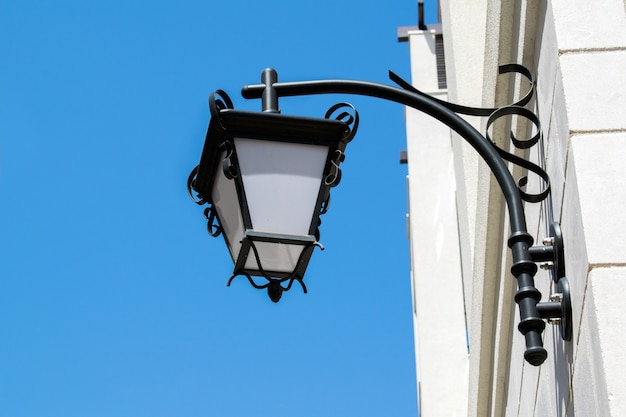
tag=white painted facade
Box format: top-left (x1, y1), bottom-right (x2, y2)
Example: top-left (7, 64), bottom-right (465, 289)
top-left (402, 1), bottom-right (626, 416)
top-left (403, 26), bottom-right (469, 417)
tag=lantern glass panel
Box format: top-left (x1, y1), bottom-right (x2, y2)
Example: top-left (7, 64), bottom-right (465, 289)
top-left (242, 240), bottom-right (306, 273)
top-left (234, 137), bottom-right (329, 236)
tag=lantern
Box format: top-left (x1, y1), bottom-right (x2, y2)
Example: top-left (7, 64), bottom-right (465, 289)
top-left (188, 91), bottom-right (357, 301)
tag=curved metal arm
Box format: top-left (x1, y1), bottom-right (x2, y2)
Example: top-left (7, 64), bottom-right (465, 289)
top-left (243, 76), bottom-right (526, 229)
top-left (242, 69), bottom-right (547, 366)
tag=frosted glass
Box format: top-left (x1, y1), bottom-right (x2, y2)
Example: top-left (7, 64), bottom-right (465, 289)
top-left (235, 138), bottom-right (329, 236)
top-left (243, 241), bottom-right (305, 274)
top-left (211, 151), bottom-right (244, 263)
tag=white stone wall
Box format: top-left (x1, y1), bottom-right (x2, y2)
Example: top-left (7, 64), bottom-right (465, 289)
top-left (403, 29), bottom-right (469, 417)
top-left (520, 0), bottom-right (626, 415)
top-left (406, 0), bottom-right (626, 415)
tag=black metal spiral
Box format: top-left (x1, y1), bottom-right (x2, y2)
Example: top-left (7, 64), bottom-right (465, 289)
top-left (188, 90), bottom-right (237, 238)
top-left (323, 102), bottom-right (359, 188)
top-left (312, 102), bottom-right (360, 244)
top-left (390, 64), bottom-right (550, 204)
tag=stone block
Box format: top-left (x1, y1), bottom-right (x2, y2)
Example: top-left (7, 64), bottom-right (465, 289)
top-left (552, 0), bottom-right (626, 51)
top-left (560, 51), bottom-right (626, 132)
top-left (570, 133), bottom-right (626, 265)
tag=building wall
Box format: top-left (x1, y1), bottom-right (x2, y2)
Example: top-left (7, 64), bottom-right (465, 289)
top-left (402, 27), bottom-right (469, 417)
top-left (404, 0), bottom-right (626, 416)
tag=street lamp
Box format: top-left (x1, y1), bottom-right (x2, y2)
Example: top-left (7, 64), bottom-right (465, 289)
top-left (187, 70), bottom-right (358, 302)
top-left (188, 66), bottom-right (571, 366)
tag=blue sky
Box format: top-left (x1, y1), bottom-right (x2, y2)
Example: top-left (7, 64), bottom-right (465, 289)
top-left (0, 1), bottom-right (437, 416)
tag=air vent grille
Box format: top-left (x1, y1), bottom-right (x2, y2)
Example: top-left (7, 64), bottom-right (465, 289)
top-left (435, 34), bottom-right (447, 90)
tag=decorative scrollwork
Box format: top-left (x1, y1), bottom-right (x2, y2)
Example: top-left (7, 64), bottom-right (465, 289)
top-left (187, 165), bottom-right (207, 205)
top-left (220, 140), bottom-right (238, 179)
top-left (188, 90), bottom-right (236, 205)
top-left (226, 272), bottom-right (307, 303)
top-left (321, 103), bottom-right (359, 189)
top-left (226, 239), bottom-right (319, 302)
top-left (389, 63), bottom-right (535, 116)
top-left (319, 189), bottom-right (331, 215)
top-left (315, 191), bottom-right (331, 242)
top-left (324, 149), bottom-right (344, 187)
top-left (203, 206), bottom-right (222, 237)
top-left (325, 102), bottom-right (360, 143)
top-left (209, 89), bottom-right (234, 124)
top-left (486, 105), bottom-right (550, 203)
top-left (390, 63), bottom-right (550, 203)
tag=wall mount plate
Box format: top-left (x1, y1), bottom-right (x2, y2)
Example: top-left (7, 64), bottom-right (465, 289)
top-left (529, 221), bottom-right (566, 282)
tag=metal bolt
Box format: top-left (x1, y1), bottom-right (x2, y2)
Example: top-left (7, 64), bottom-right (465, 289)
top-left (550, 293), bottom-right (563, 303)
top-left (543, 236), bottom-right (555, 246)
top-left (540, 261), bottom-right (554, 270)
top-left (548, 317), bottom-right (562, 325)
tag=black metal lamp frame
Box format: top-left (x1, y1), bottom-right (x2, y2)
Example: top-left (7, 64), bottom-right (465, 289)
top-left (188, 77), bottom-right (359, 302)
top-left (191, 66), bottom-right (571, 366)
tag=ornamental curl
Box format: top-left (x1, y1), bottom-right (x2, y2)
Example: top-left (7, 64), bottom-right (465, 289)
top-left (391, 63), bottom-right (550, 203)
top-left (226, 239), bottom-right (319, 302)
